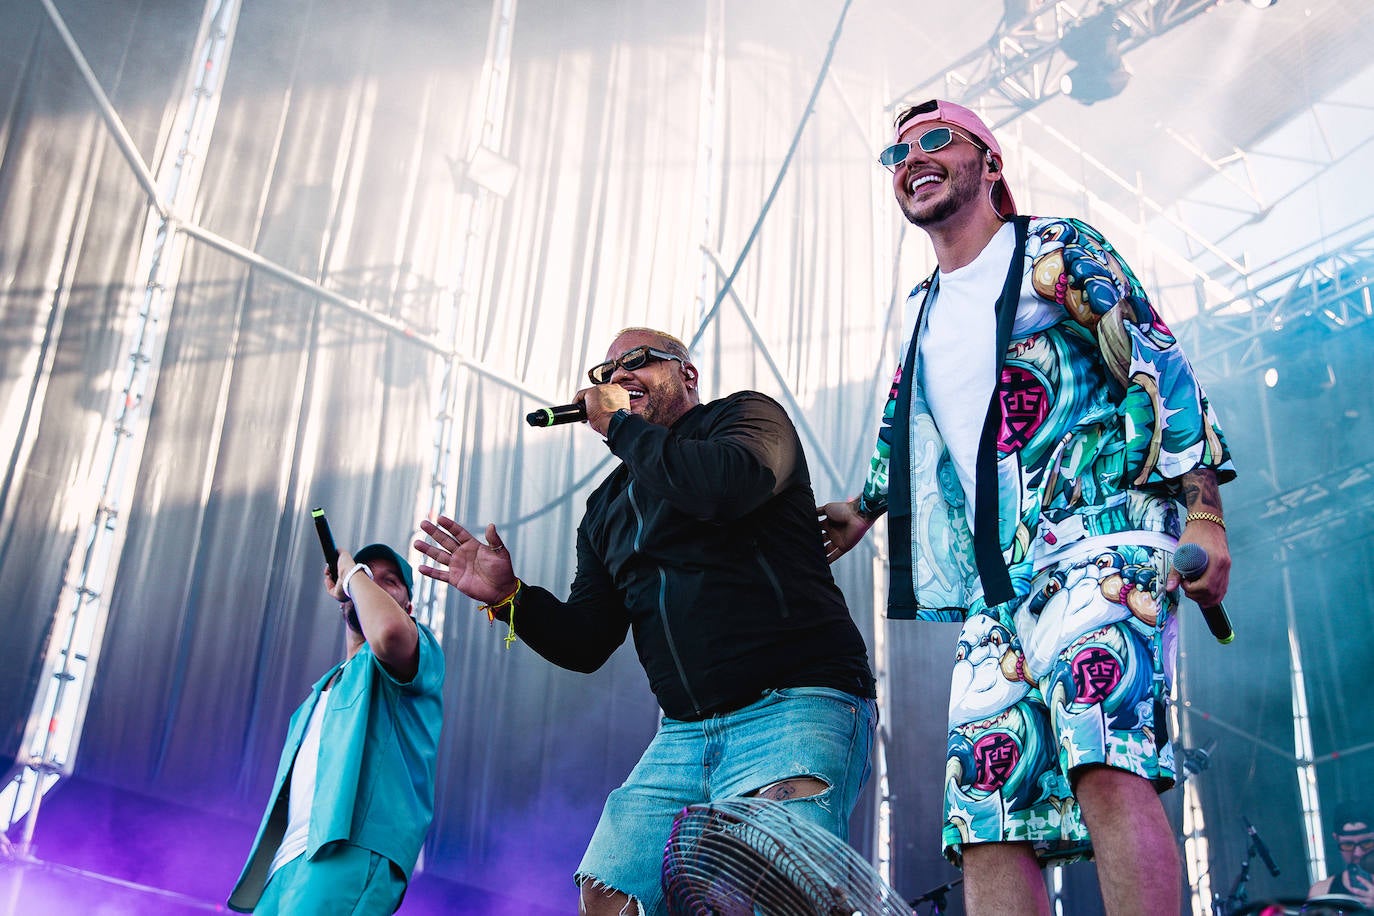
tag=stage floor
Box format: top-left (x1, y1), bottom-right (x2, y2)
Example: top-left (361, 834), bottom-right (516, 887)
top-left (0, 779), bottom-right (563, 915)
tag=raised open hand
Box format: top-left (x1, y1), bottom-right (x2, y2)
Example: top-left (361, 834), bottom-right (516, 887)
top-left (414, 516), bottom-right (518, 605)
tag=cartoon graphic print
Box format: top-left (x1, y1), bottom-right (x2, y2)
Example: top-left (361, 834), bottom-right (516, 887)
top-left (858, 217), bottom-right (1234, 619)
top-left (861, 363), bottom-right (902, 514)
top-left (945, 700), bottom-right (1080, 848)
top-left (1016, 546), bottom-right (1163, 677)
top-left (948, 614), bottom-right (1033, 727)
top-left (942, 545), bottom-right (1177, 861)
top-left (1045, 622), bottom-right (1159, 770)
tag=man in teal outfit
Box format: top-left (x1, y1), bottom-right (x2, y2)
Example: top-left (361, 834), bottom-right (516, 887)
top-left (228, 542), bottom-right (444, 915)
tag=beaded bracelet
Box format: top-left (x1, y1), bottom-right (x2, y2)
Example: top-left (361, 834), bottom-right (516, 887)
top-left (480, 580), bottom-right (522, 649)
top-left (1185, 511), bottom-right (1226, 531)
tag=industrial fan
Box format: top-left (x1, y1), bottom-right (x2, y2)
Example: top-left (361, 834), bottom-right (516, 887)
top-left (661, 797), bottom-right (913, 916)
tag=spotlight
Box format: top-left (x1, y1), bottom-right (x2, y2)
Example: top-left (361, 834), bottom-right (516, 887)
top-left (1059, 11), bottom-right (1131, 104)
top-left (1265, 361), bottom-right (1336, 400)
top-left (1247, 0), bottom-right (1277, 8)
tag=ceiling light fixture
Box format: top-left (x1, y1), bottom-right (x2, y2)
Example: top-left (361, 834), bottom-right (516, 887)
top-left (1059, 10), bottom-right (1131, 104)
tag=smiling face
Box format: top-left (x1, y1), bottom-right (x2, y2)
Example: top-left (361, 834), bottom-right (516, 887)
top-left (891, 119), bottom-right (993, 228)
top-left (604, 329), bottom-right (698, 429)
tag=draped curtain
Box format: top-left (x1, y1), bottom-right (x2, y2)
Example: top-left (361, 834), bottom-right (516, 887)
top-left (2, 0), bottom-right (1370, 912)
top-left (0, 0), bottom-right (922, 907)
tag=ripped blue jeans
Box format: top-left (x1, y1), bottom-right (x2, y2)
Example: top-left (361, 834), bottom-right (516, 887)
top-left (575, 686), bottom-right (877, 916)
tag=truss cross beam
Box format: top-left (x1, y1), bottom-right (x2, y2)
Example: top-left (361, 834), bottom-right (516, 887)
top-left (890, 0), bottom-right (1225, 127)
top-left (1178, 231), bottom-right (1374, 382)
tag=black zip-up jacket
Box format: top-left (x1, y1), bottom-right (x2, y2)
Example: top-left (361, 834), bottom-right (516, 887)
top-left (513, 391), bottom-right (876, 720)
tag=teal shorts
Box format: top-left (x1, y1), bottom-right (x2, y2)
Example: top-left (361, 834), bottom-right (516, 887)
top-left (254, 842), bottom-right (406, 915)
top-left (941, 544), bottom-right (1179, 865)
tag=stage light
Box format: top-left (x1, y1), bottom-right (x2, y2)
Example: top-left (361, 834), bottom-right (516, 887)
top-left (1059, 10), bottom-right (1131, 104)
top-left (1060, 66), bottom-right (1130, 104)
top-left (1247, 0), bottom-right (1277, 8)
top-left (1265, 360), bottom-right (1336, 400)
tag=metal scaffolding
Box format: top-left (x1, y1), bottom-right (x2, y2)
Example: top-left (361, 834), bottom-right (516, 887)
top-left (1179, 229), bottom-right (1374, 381)
top-left (1, 2), bottom-right (1370, 910)
top-left (888, 0), bottom-right (1228, 126)
top-left (412, 0), bottom-right (521, 633)
top-left (0, 0), bottom-right (550, 845)
top-left (1, 0), bottom-right (244, 848)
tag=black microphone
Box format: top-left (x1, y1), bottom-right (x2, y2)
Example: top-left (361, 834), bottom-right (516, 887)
top-left (1173, 543), bottom-right (1234, 645)
top-left (525, 402), bottom-right (587, 428)
top-left (311, 507), bottom-right (339, 579)
top-left (1244, 815), bottom-right (1281, 877)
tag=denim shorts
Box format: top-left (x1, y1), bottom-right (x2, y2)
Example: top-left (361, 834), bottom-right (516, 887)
top-left (941, 544), bottom-right (1178, 864)
top-left (576, 686), bottom-right (877, 916)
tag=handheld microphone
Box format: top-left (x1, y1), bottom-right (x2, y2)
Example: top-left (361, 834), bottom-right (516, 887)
top-left (526, 402), bottom-right (587, 428)
top-left (311, 507), bottom-right (339, 579)
top-left (1172, 542), bottom-right (1234, 645)
top-left (1244, 816), bottom-right (1281, 877)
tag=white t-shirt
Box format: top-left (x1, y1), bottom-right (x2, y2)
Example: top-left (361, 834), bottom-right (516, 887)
top-left (917, 222), bottom-right (1016, 530)
top-left (267, 685), bottom-right (331, 877)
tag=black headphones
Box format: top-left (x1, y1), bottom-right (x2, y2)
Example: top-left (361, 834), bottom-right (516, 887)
top-left (985, 150), bottom-right (999, 173)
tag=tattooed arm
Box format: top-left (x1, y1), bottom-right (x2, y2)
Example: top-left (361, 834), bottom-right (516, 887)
top-left (1167, 468), bottom-right (1230, 607)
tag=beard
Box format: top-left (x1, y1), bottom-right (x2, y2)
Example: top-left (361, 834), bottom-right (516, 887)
top-left (342, 602), bottom-right (362, 635)
top-left (898, 157), bottom-right (986, 227)
top-left (633, 380), bottom-right (691, 428)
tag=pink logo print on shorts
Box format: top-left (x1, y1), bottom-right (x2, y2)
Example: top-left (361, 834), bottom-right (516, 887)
top-left (972, 733), bottom-right (1020, 791)
top-left (1072, 647), bottom-right (1121, 704)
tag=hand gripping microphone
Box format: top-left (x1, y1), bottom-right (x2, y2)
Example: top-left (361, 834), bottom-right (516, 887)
top-left (525, 402), bottom-right (587, 427)
top-left (1173, 542), bottom-right (1234, 645)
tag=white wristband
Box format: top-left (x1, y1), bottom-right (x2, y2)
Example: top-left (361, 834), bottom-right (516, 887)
top-left (341, 562), bottom-right (373, 600)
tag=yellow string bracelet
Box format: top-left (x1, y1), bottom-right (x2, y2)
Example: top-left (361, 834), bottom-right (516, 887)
top-left (479, 580), bottom-right (522, 649)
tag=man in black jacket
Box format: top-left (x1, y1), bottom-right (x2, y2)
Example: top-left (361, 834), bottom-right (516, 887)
top-left (416, 327), bottom-right (877, 916)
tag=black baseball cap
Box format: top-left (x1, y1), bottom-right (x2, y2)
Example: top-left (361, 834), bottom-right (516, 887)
top-left (1332, 802), bottom-right (1373, 834)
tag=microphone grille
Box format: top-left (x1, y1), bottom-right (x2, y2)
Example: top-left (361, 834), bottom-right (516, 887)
top-left (1173, 542), bottom-right (1208, 579)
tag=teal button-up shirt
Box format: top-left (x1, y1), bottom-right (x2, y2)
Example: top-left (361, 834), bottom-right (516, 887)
top-left (228, 623), bottom-right (444, 912)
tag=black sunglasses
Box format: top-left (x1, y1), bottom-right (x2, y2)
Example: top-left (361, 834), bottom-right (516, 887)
top-left (587, 346), bottom-right (685, 385)
top-left (878, 126), bottom-right (982, 172)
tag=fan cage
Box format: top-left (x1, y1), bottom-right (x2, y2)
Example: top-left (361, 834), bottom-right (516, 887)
top-left (662, 798), bottom-right (911, 916)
